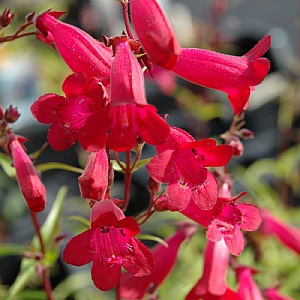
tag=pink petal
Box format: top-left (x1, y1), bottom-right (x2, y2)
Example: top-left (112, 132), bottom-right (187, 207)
top-left (165, 182), bottom-right (193, 211)
top-left (172, 36), bottom-right (271, 115)
top-left (223, 226), bottom-right (245, 256)
top-left (91, 199), bottom-right (125, 229)
top-left (130, 0), bottom-right (181, 69)
top-left (136, 105), bottom-right (170, 146)
top-left (147, 149), bottom-right (176, 183)
top-left (238, 204), bottom-right (261, 231)
top-left (179, 139), bottom-right (233, 167)
top-left (30, 94), bottom-right (65, 124)
top-left (91, 257), bottom-right (122, 291)
top-left (48, 123), bottom-right (77, 151)
top-left (122, 238), bottom-right (154, 277)
top-left (63, 229), bottom-right (94, 266)
top-left (156, 126), bottom-right (194, 153)
top-left (191, 171), bottom-right (219, 210)
top-left (62, 72), bottom-right (88, 97)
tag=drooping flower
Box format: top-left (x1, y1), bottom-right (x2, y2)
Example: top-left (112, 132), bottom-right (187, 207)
top-left (130, 0), bottom-right (271, 115)
top-left (260, 209), bottom-right (300, 256)
top-left (63, 199), bottom-right (154, 291)
top-left (9, 137), bottom-right (46, 212)
top-left (30, 72), bottom-right (108, 151)
top-left (130, 0), bottom-right (181, 69)
top-left (236, 266), bottom-right (263, 300)
top-left (84, 40), bottom-right (170, 152)
top-left (120, 222), bottom-right (197, 299)
top-left (147, 127), bottom-right (233, 211)
top-left (78, 147), bottom-right (109, 200)
top-left (34, 11), bottom-right (113, 80)
top-left (186, 240), bottom-right (239, 300)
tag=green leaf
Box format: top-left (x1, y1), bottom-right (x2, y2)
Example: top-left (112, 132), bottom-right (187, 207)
top-left (33, 186), bottom-right (68, 248)
top-left (68, 215), bottom-right (90, 228)
top-left (111, 160), bottom-right (126, 173)
top-left (35, 162), bottom-right (83, 174)
top-left (0, 244), bottom-right (28, 256)
top-left (136, 233), bottom-right (169, 248)
top-left (0, 153), bottom-right (16, 178)
top-left (131, 158), bottom-right (151, 172)
top-left (6, 258), bottom-right (36, 300)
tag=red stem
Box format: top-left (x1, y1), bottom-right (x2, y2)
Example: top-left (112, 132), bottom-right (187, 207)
top-left (121, 1), bottom-right (134, 39)
top-left (30, 212), bottom-right (54, 300)
top-left (121, 151), bottom-right (132, 211)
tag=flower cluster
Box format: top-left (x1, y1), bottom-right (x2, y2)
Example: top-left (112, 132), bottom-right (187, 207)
top-left (0, 0), bottom-right (280, 298)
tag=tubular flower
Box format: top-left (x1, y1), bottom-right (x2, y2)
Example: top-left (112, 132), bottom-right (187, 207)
top-left (179, 192), bottom-right (261, 256)
top-left (186, 240), bottom-right (239, 300)
top-left (120, 222), bottom-right (197, 299)
top-left (34, 11), bottom-right (113, 80)
top-left (130, 0), bottom-right (271, 115)
top-left (30, 72), bottom-right (108, 151)
top-left (236, 266), bottom-right (263, 300)
top-left (63, 200), bottom-right (154, 291)
top-left (260, 209), bottom-right (300, 256)
top-left (147, 127), bottom-right (233, 211)
top-left (78, 148), bottom-right (109, 200)
top-left (264, 287), bottom-right (294, 300)
top-left (130, 0), bottom-right (181, 69)
top-left (84, 40), bottom-right (170, 152)
top-left (9, 138), bottom-right (46, 212)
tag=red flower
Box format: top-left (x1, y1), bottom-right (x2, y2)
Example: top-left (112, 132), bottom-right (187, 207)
top-left (120, 222), bottom-right (197, 299)
top-left (34, 11), bottom-right (113, 80)
top-left (9, 138), bottom-right (46, 212)
top-left (30, 72), bottom-right (108, 151)
top-left (84, 41), bottom-right (170, 152)
top-left (236, 266), bottom-right (263, 300)
top-left (78, 148), bottom-right (109, 200)
top-left (130, 0), bottom-right (271, 115)
top-left (63, 200), bottom-right (154, 291)
top-left (179, 192), bottom-right (261, 255)
top-left (186, 240), bottom-right (239, 300)
top-left (147, 127), bottom-right (232, 211)
top-left (264, 287), bottom-right (294, 300)
top-left (172, 36), bottom-right (271, 115)
top-left (260, 209), bottom-right (300, 256)
top-left (130, 0), bottom-right (181, 69)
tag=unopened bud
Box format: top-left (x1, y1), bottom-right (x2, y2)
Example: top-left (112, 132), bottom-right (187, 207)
top-left (25, 11), bottom-right (35, 23)
top-left (228, 137), bottom-right (244, 157)
top-left (147, 177), bottom-right (161, 194)
top-left (239, 128), bottom-right (254, 139)
top-left (0, 8), bottom-right (15, 28)
top-left (5, 105), bottom-right (20, 123)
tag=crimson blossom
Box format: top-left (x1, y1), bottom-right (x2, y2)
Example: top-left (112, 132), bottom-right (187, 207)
top-left (34, 11), bottom-right (113, 81)
top-left (180, 191), bottom-right (261, 256)
top-left (186, 240), bottom-right (239, 300)
top-left (147, 127), bottom-right (233, 211)
top-left (63, 200), bottom-right (154, 291)
top-left (83, 40), bottom-right (170, 152)
top-left (130, 0), bottom-right (271, 115)
top-left (31, 72), bottom-right (108, 151)
top-left (120, 222), bottom-right (197, 299)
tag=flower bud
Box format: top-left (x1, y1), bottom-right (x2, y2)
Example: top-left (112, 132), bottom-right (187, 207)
top-left (78, 148), bottom-right (109, 201)
top-left (0, 8), bottom-right (15, 28)
top-left (4, 105), bottom-right (20, 123)
top-left (10, 139), bottom-right (46, 212)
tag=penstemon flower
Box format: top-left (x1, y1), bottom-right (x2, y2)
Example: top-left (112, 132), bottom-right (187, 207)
top-left (63, 200), bottom-right (154, 291)
top-left (130, 0), bottom-right (271, 115)
top-left (147, 127), bottom-right (233, 211)
top-left (34, 11), bottom-right (113, 80)
top-left (120, 222), bottom-right (197, 299)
